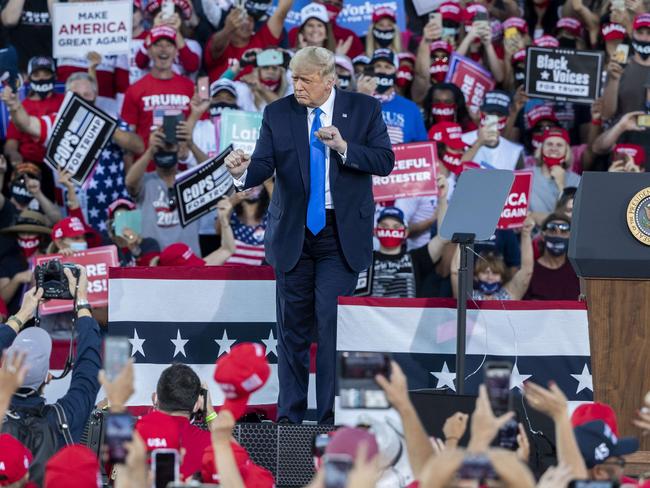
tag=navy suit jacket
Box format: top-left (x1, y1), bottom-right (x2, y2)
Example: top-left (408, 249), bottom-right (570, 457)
top-left (245, 88), bottom-right (395, 273)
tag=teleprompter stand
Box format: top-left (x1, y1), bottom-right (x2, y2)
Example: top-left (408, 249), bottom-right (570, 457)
top-left (440, 169), bottom-right (514, 394)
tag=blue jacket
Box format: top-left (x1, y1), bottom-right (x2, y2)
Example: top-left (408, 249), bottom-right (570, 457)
top-left (245, 89), bottom-right (395, 273)
top-left (0, 317), bottom-right (102, 445)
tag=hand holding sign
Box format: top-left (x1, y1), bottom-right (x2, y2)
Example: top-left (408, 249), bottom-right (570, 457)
top-left (225, 149), bottom-right (251, 179)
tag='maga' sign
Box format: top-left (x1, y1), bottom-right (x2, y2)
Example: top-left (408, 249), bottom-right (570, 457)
top-left (525, 47), bottom-right (604, 104)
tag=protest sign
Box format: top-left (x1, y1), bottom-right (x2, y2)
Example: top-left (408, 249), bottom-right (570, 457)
top-left (52, 1), bottom-right (132, 58)
top-left (219, 109), bottom-right (263, 154)
top-left (497, 170), bottom-right (533, 230)
top-left (525, 47), bottom-right (604, 104)
top-left (174, 145), bottom-right (234, 227)
top-left (373, 142), bottom-right (438, 202)
top-left (445, 53), bottom-right (495, 114)
top-left (278, 0), bottom-right (406, 37)
top-left (36, 245), bottom-right (119, 315)
top-left (45, 92), bottom-right (117, 185)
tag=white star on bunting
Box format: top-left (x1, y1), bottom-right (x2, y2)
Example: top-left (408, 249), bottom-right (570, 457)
top-left (215, 330), bottom-right (236, 357)
top-left (262, 330), bottom-right (277, 357)
top-left (129, 329), bottom-right (146, 357)
top-left (171, 329), bottom-right (189, 358)
top-left (510, 363), bottom-right (532, 391)
top-left (431, 361), bottom-right (457, 392)
top-left (571, 364), bottom-right (593, 394)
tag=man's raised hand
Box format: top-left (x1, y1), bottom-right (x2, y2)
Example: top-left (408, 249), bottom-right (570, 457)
top-left (225, 149), bottom-right (251, 179)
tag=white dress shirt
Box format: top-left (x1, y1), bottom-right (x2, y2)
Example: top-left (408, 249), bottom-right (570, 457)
top-left (233, 88), bottom-right (346, 210)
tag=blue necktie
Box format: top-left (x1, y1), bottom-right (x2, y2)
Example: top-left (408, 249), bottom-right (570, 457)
top-left (307, 107), bottom-right (326, 235)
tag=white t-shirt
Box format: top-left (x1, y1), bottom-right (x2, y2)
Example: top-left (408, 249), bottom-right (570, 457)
top-left (461, 130), bottom-right (523, 171)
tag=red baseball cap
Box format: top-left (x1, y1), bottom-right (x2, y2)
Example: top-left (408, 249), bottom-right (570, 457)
top-left (526, 104), bottom-right (558, 129)
top-left (158, 243), bottom-right (206, 267)
top-left (429, 122), bottom-right (466, 151)
top-left (372, 6), bottom-right (396, 23)
top-left (571, 402), bottom-right (620, 436)
top-left (146, 25), bottom-right (177, 48)
top-left (633, 13), bottom-right (650, 30)
top-left (397, 52), bottom-right (416, 65)
top-left (534, 35), bottom-right (559, 47)
top-left (44, 445), bottom-right (100, 488)
top-left (463, 3), bottom-right (488, 24)
top-left (503, 17), bottom-right (528, 34)
top-left (0, 434), bottom-right (32, 486)
top-left (201, 442), bottom-right (251, 484)
top-left (614, 143), bottom-right (646, 166)
top-left (213, 343), bottom-right (270, 420)
top-left (107, 198), bottom-right (136, 220)
top-left (511, 48), bottom-right (526, 64)
top-left (601, 22), bottom-right (626, 41)
top-left (542, 126), bottom-right (570, 144)
top-left (324, 427), bottom-right (379, 461)
top-left (556, 17), bottom-right (582, 36)
top-left (135, 410), bottom-right (182, 452)
top-left (52, 216), bottom-right (86, 240)
top-left (145, 0), bottom-right (192, 19)
top-left (438, 1), bottom-right (463, 23)
top-left (430, 40), bottom-right (453, 54)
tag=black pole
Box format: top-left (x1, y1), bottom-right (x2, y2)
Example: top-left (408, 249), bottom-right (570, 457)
top-left (452, 233), bottom-right (475, 395)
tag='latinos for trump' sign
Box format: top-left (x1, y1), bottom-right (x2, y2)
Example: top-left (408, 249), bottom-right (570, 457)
top-left (174, 146), bottom-right (234, 227)
top-left (372, 142), bottom-right (438, 202)
top-left (219, 109), bottom-right (263, 155)
top-left (497, 170), bottom-right (533, 230)
top-left (52, 1), bottom-right (132, 58)
top-left (45, 92), bottom-right (117, 185)
top-left (525, 47), bottom-right (604, 104)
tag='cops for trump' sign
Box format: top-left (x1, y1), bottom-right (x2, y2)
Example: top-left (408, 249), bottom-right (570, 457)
top-left (174, 146), bottom-right (234, 227)
top-left (52, 1), bottom-right (132, 58)
top-left (525, 47), bottom-right (604, 104)
top-left (45, 92), bottom-right (117, 185)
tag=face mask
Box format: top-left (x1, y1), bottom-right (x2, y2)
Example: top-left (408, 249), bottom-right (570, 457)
top-left (209, 102), bottom-right (238, 117)
top-left (154, 151), bottom-right (178, 169)
top-left (376, 227), bottom-right (406, 248)
top-left (243, 185), bottom-right (263, 203)
top-left (323, 2), bottom-right (342, 21)
top-left (475, 280), bottom-right (501, 295)
top-left (17, 236), bottom-right (40, 258)
top-left (373, 28), bottom-right (395, 48)
top-left (338, 74), bottom-right (351, 90)
top-left (259, 74), bottom-right (280, 92)
top-left (11, 181), bottom-right (32, 206)
top-left (542, 152), bottom-right (565, 168)
top-left (633, 39), bottom-right (650, 60)
top-left (442, 27), bottom-right (458, 40)
top-left (441, 151), bottom-right (463, 175)
top-left (375, 73), bottom-right (395, 94)
top-left (68, 241), bottom-right (88, 252)
top-left (558, 37), bottom-right (577, 49)
top-left (431, 102), bottom-right (456, 122)
top-left (430, 59), bottom-right (450, 83)
top-left (545, 235), bottom-right (569, 256)
top-left (30, 78), bottom-right (54, 99)
top-left (395, 67), bottom-right (413, 88)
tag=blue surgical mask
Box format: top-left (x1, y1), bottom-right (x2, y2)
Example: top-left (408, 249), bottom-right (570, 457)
top-left (68, 241), bottom-right (88, 252)
top-left (475, 280), bottom-right (501, 295)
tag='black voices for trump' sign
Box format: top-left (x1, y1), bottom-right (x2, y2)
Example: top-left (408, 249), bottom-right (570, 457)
top-left (45, 92), bottom-right (117, 185)
top-left (174, 145), bottom-right (234, 227)
top-left (525, 47), bottom-right (604, 104)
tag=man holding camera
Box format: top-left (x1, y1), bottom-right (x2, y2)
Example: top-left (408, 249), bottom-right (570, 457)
top-left (0, 265), bottom-right (101, 484)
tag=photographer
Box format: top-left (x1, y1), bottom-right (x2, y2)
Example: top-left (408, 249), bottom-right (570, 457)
top-left (0, 266), bottom-right (101, 484)
top-left (125, 126), bottom-right (201, 254)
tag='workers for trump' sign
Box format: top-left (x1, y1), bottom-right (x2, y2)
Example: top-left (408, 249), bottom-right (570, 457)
top-left (36, 245), bottom-right (119, 315)
top-left (52, 1), bottom-right (132, 58)
top-left (45, 92), bottom-right (117, 185)
top-left (525, 47), bottom-right (604, 104)
top-left (174, 146), bottom-right (234, 227)
top-left (372, 142), bottom-right (438, 202)
top-left (497, 170), bottom-right (533, 230)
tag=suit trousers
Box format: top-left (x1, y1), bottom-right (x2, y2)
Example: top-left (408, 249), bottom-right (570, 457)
top-left (275, 211), bottom-right (359, 423)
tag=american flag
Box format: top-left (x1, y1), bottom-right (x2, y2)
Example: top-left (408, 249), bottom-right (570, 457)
top-left (226, 213), bottom-right (267, 266)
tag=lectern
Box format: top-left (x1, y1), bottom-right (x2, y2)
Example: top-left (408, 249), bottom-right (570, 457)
top-left (569, 172), bottom-right (650, 455)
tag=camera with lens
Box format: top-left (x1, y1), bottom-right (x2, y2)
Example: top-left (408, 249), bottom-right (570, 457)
top-left (35, 259), bottom-right (80, 299)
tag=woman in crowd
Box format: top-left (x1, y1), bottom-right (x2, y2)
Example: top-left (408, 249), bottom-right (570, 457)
top-left (294, 3), bottom-right (338, 52)
top-left (423, 83), bottom-right (475, 132)
top-left (451, 217), bottom-right (534, 301)
top-left (365, 6), bottom-right (403, 55)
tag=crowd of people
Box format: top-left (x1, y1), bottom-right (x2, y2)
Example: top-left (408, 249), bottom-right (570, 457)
top-left (1, 0), bottom-right (649, 485)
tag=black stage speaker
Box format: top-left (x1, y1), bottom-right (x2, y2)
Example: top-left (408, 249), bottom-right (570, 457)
top-left (233, 423), bottom-right (336, 487)
top-left (409, 390), bottom-right (558, 477)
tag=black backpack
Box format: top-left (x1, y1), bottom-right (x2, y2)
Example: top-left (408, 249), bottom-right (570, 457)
top-left (2, 402), bottom-right (73, 487)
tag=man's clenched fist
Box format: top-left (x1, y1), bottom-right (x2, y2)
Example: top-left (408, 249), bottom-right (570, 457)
top-left (225, 149), bottom-right (251, 179)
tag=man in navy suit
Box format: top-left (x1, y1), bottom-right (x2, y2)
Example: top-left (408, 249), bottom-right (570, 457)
top-left (225, 46), bottom-right (394, 423)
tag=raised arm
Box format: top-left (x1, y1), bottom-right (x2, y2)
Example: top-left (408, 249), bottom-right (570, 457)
top-left (126, 131), bottom-right (164, 196)
top-left (0, 0), bottom-right (26, 27)
top-left (427, 175), bottom-right (449, 263)
top-left (504, 217), bottom-right (534, 300)
top-left (266, 0), bottom-right (293, 39)
top-left (1, 86), bottom-right (41, 138)
top-left (204, 199), bottom-right (236, 265)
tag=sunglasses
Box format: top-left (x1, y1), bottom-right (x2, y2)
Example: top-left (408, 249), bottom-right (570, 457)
top-left (544, 222), bottom-right (570, 232)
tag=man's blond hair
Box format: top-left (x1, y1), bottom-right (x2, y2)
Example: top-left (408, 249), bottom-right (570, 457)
top-left (289, 47), bottom-right (336, 80)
